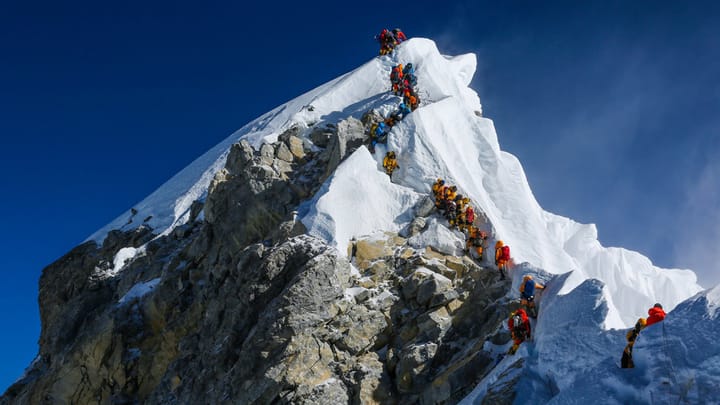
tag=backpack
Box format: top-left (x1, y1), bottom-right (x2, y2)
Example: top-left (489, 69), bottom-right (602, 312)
top-left (501, 245), bottom-right (510, 261)
top-left (523, 279), bottom-right (535, 297)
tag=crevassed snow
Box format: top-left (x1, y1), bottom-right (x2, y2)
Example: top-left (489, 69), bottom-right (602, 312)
top-left (118, 278), bottom-right (161, 305)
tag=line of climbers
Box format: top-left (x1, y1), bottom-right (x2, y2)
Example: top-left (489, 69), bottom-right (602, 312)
top-left (507, 275), bottom-right (544, 354)
top-left (430, 178), bottom-right (542, 355)
top-left (367, 27), bottom-right (672, 370)
top-left (390, 63), bottom-right (420, 111)
top-left (621, 303), bottom-right (667, 368)
top-left (369, 62), bottom-right (420, 154)
top-left (368, 28), bottom-right (418, 181)
top-left (375, 27), bottom-right (407, 55)
top-left (373, 30), bottom-right (568, 359)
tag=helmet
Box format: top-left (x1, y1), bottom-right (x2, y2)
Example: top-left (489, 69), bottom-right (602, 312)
top-left (406, 63), bottom-right (413, 69)
top-left (463, 198), bottom-right (470, 203)
top-left (638, 318), bottom-right (647, 326)
top-left (496, 240), bottom-right (504, 248)
top-left (654, 303), bottom-right (663, 309)
top-left (523, 274), bottom-right (533, 281)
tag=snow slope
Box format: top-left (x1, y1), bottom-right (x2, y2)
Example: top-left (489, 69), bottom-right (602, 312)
top-left (84, 37), bottom-right (716, 401)
top-left (89, 37), bottom-right (700, 327)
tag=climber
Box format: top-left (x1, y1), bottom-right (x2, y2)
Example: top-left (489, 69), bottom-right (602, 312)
top-left (368, 121), bottom-right (388, 153)
top-left (621, 317), bottom-right (647, 368)
top-left (394, 102), bottom-right (412, 120)
top-left (433, 179), bottom-right (447, 209)
top-left (383, 151), bottom-right (399, 177)
top-left (376, 28), bottom-right (397, 55)
top-left (463, 205), bottom-right (475, 232)
top-left (443, 185), bottom-right (458, 214)
top-left (495, 240), bottom-right (510, 280)
top-left (390, 64), bottom-right (404, 94)
top-left (402, 62), bottom-right (415, 76)
top-left (432, 178), bottom-right (445, 198)
top-left (466, 227), bottom-right (487, 260)
top-left (519, 274), bottom-right (544, 318)
top-left (405, 91), bottom-right (419, 111)
top-left (455, 194), bottom-right (467, 211)
top-left (508, 308), bottom-right (531, 355)
top-left (645, 303), bottom-right (666, 326)
top-left (446, 199), bottom-right (458, 227)
top-left (392, 28), bottom-right (407, 43)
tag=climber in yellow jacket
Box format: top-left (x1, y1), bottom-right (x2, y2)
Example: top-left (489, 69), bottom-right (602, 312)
top-left (383, 151), bottom-right (399, 177)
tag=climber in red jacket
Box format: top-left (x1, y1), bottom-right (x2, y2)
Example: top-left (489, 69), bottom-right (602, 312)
top-left (507, 308), bottom-right (531, 354)
top-left (645, 303), bottom-right (666, 326)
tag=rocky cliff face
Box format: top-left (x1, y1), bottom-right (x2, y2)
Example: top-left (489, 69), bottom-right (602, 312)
top-left (3, 117), bottom-right (517, 405)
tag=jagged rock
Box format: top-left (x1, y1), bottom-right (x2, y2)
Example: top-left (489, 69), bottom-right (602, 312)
top-left (354, 238), bottom-right (395, 270)
top-left (322, 117), bottom-right (366, 178)
top-left (422, 246), bottom-right (446, 261)
top-left (355, 352), bottom-right (395, 404)
top-left (6, 119), bottom-right (520, 405)
top-left (272, 158), bottom-right (293, 178)
top-left (445, 256), bottom-right (467, 279)
top-left (287, 135), bottom-right (306, 160)
top-left (292, 378), bottom-right (349, 404)
top-left (276, 141), bottom-right (294, 162)
top-left (416, 273), bottom-right (452, 306)
top-left (226, 140), bottom-right (255, 174)
top-left (309, 124), bottom-right (335, 148)
top-left (353, 287), bottom-right (371, 303)
top-left (367, 261), bottom-right (390, 282)
top-left (396, 343), bottom-right (438, 393)
top-left (414, 195), bottom-right (436, 218)
top-left (189, 200), bottom-right (204, 222)
top-left (417, 306), bottom-right (452, 340)
top-left (401, 268), bottom-right (435, 301)
top-left (400, 216), bottom-right (427, 238)
top-left (446, 298), bottom-right (464, 314)
top-left (430, 289), bottom-right (460, 308)
top-left (260, 143), bottom-right (275, 165)
top-left (330, 305), bottom-right (388, 355)
top-left (422, 259), bottom-right (457, 281)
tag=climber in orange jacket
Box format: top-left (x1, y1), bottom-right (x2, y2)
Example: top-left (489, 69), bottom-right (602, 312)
top-left (645, 303), bottom-right (666, 326)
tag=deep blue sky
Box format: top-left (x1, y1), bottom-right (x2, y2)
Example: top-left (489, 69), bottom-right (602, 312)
top-left (2, 0), bottom-right (718, 393)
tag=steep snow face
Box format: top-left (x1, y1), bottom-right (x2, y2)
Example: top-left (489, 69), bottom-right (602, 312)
top-left (299, 146), bottom-right (420, 255)
top-left (86, 37), bottom-right (701, 328)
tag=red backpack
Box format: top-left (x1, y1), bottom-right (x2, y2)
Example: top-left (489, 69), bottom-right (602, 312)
top-left (501, 245), bottom-right (511, 261)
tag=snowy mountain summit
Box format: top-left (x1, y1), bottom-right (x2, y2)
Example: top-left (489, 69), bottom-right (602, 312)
top-left (5, 37), bottom-right (716, 404)
top-left (91, 37), bottom-right (701, 327)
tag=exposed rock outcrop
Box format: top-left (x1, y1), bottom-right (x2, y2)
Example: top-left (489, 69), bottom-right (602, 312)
top-left (3, 115), bottom-right (519, 405)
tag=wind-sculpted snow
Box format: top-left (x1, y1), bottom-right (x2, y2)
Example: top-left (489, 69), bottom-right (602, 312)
top-left (299, 146), bottom-right (420, 255)
top-left (87, 37), bottom-right (701, 330)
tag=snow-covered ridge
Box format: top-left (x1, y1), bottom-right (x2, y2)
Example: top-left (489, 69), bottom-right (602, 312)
top-left (87, 37), bottom-right (702, 329)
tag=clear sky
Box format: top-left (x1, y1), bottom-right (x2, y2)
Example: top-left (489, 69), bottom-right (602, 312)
top-left (1, 0), bottom-right (718, 393)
